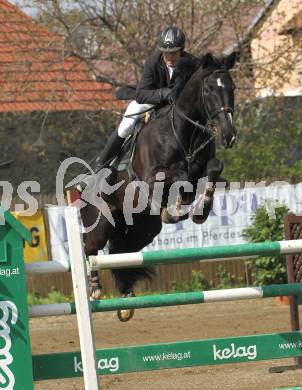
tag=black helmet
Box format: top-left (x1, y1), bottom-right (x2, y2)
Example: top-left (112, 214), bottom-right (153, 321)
top-left (158, 26), bottom-right (185, 52)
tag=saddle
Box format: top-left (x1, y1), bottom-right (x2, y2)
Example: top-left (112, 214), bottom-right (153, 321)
top-left (111, 85), bottom-right (171, 181)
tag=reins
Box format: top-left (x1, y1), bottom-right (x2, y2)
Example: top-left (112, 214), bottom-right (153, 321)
top-left (123, 106), bottom-right (154, 118)
top-left (170, 105), bottom-right (215, 163)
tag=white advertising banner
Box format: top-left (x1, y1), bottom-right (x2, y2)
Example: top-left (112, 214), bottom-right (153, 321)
top-left (144, 183), bottom-right (302, 251)
top-left (47, 206), bottom-right (69, 262)
top-left (46, 183), bottom-right (302, 258)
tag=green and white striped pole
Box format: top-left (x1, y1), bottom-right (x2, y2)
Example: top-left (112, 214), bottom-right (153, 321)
top-left (25, 240), bottom-right (302, 274)
top-left (89, 239), bottom-right (302, 270)
top-left (29, 283), bottom-right (302, 318)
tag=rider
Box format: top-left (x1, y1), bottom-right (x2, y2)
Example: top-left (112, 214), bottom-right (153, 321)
top-left (88, 26), bottom-right (195, 177)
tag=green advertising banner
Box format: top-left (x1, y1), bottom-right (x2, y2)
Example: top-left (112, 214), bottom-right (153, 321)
top-left (33, 331), bottom-right (302, 381)
top-left (0, 210), bottom-right (33, 389)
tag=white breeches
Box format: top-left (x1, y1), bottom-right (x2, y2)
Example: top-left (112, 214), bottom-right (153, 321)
top-left (117, 100), bottom-right (153, 138)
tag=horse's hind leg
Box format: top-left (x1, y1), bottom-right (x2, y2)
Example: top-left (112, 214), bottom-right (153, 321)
top-left (191, 158), bottom-right (224, 224)
top-left (107, 234), bottom-right (137, 322)
top-left (81, 205), bottom-right (114, 300)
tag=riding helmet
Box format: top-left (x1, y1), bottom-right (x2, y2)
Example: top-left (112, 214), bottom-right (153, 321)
top-left (158, 26), bottom-right (185, 52)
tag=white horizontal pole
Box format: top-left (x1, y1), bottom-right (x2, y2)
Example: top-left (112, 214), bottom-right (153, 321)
top-left (29, 303), bottom-right (72, 317)
top-left (280, 239), bottom-right (302, 254)
top-left (203, 287), bottom-right (263, 302)
top-left (25, 260), bottom-right (70, 274)
top-left (89, 252), bottom-right (143, 270)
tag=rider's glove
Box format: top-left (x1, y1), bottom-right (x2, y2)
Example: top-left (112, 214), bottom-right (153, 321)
top-left (160, 88), bottom-right (173, 103)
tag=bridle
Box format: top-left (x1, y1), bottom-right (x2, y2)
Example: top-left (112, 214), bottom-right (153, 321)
top-left (202, 69), bottom-right (234, 122)
top-left (170, 68), bottom-right (234, 170)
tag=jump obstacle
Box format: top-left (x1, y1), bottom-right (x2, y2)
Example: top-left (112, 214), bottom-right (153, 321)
top-left (2, 207), bottom-right (302, 389)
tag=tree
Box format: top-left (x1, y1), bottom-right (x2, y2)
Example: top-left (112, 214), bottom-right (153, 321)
top-left (0, 110), bottom-right (118, 192)
top-left (8, 1), bottom-right (302, 190)
top-left (217, 97), bottom-right (302, 182)
top-left (16, 0), bottom-right (267, 91)
top-left (14, 0), bottom-right (302, 106)
top-left (242, 203), bottom-right (289, 285)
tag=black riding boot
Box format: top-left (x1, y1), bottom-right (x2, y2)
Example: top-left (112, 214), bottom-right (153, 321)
top-left (77, 130), bottom-right (124, 191)
top-left (91, 130), bottom-right (124, 173)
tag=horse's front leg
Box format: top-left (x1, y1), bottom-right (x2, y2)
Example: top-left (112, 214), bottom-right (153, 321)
top-left (191, 158), bottom-right (224, 224)
top-left (161, 171), bottom-right (193, 224)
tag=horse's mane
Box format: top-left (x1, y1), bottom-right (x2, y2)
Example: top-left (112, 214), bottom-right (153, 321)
top-left (173, 56), bottom-right (199, 78)
top-left (172, 52), bottom-right (232, 100)
top-left (171, 56), bottom-right (199, 99)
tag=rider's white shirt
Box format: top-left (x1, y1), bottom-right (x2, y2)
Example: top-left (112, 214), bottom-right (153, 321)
top-left (167, 66), bottom-right (174, 79)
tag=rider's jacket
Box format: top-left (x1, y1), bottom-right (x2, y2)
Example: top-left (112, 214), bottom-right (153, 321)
top-left (135, 50), bottom-right (197, 105)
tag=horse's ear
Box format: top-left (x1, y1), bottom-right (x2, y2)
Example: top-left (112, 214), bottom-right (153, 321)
top-left (224, 51), bottom-right (237, 69)
top-left (200, 52), bottom-right (215, 69)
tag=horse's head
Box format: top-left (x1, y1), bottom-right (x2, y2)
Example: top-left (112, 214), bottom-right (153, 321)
top-left (173, 51), bottom-right (237, 149)
top-left (199, 52), bottom-right (237, 148)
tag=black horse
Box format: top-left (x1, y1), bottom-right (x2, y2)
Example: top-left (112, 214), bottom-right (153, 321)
top-left (79, 52), bottom-right (237, 321)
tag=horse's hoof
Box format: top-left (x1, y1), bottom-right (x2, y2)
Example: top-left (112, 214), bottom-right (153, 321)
top-left (117, 292), bottom-right (135, 322)
top-left (191, 215), bottom-right (207, 224)
top-left (117, 309), bottom-right (135, 322)
top-left (161, 208), bottom-right (179, 224)
top-left (191, 196), bottom-right (213, 225)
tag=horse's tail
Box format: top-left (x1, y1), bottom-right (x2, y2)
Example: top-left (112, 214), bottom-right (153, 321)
top-left (112, 267), bottom-right (155, 295)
